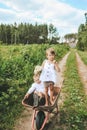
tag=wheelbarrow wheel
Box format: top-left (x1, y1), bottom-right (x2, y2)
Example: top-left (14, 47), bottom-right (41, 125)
top-left (36, 111), bottom-right (45, 130)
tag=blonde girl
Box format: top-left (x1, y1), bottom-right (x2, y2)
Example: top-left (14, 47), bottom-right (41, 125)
top-left (40, 48), bottom-right (60, 105)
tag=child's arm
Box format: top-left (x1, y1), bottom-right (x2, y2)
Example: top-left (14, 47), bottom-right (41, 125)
top-left (24, 93), bottom-right (30, 99)
top-left (41, 60), bottom-right (46, 68)
top-left (54, 60), bottom-right (60, 72)
top-left (24, 83), bottom-right (36, 99)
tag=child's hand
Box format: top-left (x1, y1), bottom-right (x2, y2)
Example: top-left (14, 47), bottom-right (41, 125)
top-left (53, 60), bottom-right (57, 64)
top-left (54, 60), bottom-right (60, 72)
top-left (24, 93), bottom-right (29, 99)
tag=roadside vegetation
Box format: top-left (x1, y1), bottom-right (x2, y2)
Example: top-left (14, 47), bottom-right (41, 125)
top-left (59, 51), bottom-right (87, 130)
top-left (78, 51), bottom-right (87, 65)
top-left (0, 44), bottom-right (69, 130)
top-left (77, 23), bottom-right (87, 51)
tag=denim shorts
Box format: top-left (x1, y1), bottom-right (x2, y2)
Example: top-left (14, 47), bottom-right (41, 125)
top-left (44, 81), bottom-right (54, 87)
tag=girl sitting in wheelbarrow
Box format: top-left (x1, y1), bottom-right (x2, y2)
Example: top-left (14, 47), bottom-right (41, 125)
top-left (22, 65), bottom-right (46, 107)
top-left (22, 64), bottom-right (61, 107)
top-left (22, 65), bottom-right (61, 130)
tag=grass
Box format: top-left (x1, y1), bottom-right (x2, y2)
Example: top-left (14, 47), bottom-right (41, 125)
top-left (0, 44), bottom-right (69, 130)
top-left (78, 51), bottom-right (87, 65)
top-left (60, 51), bottom-right (87, 130)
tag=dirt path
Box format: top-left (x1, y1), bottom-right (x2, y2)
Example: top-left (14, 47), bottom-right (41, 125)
top-left (76, 53), bottom-right (87, 94)
top-left (58, 52), bottom-right (70, 82)
top-left (14, 52), bottom-right (70, 130)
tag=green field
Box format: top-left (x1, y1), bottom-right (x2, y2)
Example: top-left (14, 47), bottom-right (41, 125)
top-left (0, 44), bottom-right (69, 130)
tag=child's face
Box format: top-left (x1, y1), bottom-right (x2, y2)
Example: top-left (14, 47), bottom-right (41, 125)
top-left (46, 52), bottom-right (55, 61)
top-left (33, 74), bottom-right (40, 83)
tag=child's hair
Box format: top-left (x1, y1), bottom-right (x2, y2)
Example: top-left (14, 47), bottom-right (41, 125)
top-left (46, 47), bottom-right (55, 56)
top-left (34, 65), bottom-right (42, 75)
top-left (33, 73), bottom-right (40, 79)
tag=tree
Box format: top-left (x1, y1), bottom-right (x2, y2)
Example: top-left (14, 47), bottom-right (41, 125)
top-left (38, 24), bottom-right (48, 43)
top-left (0, 23), bottom-right (59, 44)
top-left (77, 23), bottom-right (87, 50)
top-left (0, 24), bottom-right (6, 43)
top-left (64, 33), bottom-right (77, 43)
top-left (48, 24), bottom-right (60, 44)
top-left (78, 24), bottom-right (85, 33)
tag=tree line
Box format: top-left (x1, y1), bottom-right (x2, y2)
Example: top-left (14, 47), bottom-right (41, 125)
top-left (0, 23), bottom-right (59, 45)
top-left (63, 22), bottom-right (87, 50)
top-left (77, 23), bottom-right (87, 51)
top-left (64, 33), bottom-right (77, 43)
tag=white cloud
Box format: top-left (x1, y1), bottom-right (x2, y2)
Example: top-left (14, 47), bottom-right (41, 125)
top-left (0, 0), bottom-right (86, 36)
top-left (0, 8), bottom-right (17, 23)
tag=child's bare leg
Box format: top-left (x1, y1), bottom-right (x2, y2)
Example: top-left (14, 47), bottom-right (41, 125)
top-left (50, 84), bottom-right (54, 105)
top-left (45, 87), bottom-right (48, 106)
top-left (53, 87), bottom-right (60, 96)
top-left (39, 92), bottom-right (45, 98)
top-left (34, 91), bottom-right (39, 95)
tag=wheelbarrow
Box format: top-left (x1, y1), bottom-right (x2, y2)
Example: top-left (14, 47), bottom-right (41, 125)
top-left (22, 88), bottom-right (61, 130)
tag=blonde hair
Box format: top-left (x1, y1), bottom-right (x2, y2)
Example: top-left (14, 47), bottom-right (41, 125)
top-left (34, 65), bottom-right (42, 75)
top-left (46, 47), bottom-right (55, 56)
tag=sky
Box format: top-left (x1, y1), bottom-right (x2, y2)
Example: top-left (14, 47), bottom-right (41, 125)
top-left (0, 0), bottom-right (87, 37)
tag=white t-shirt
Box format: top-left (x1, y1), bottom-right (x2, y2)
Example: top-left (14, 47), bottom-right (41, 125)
top-left (27, 82), bottom-right (45, 94)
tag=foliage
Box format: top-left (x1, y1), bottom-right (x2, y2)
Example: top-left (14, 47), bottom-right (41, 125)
top-left (59, 51), bottom-right (87, 130)
top-left (78, 51), bottom-right (87, 65)
top-left (77, 24), bottom-right (87, 51)
top-left (0, 44), bottom-right (69, 130)
top-left (0, 23), bottom-right (60, 44)
top-left (64, 33), bottom-right (78, 44)
top-left (48, 24), bottom-right (60, 44)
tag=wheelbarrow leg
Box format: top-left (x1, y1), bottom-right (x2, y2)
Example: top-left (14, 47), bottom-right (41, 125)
top-left (31, 110), bottom-right (36, 130)
top-left (40, 112), bottom-right (50, 130)
top-left (56, 104), bottom-right (58, 114)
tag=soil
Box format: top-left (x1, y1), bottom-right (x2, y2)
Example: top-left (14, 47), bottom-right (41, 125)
top-left (76, 53), bottom-right (87, 95)
top-left (14, 52), bottom-right (70, 130)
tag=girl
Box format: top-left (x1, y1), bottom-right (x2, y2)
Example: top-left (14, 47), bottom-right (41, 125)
top-left (23, 66), bottom-right (45, 107)
top-left (24, 73), bottom-right (45, 99)
top-left (40, 47), bottom-right (60, 106)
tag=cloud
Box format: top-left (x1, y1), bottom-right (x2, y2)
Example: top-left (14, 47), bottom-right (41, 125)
top-left (0, 8), bottom-right (17, 23)
top-left (0, 0), bottom-right (86, 36)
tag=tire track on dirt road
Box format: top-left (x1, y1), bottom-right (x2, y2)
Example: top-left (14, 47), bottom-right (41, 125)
top-left (76, 53), bottom-right (87, 95)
